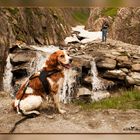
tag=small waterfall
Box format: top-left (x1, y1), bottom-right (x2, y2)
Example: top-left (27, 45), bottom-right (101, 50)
top-left (60, 69), bottom-right (77, 103)
top-left (29, 45), bottom-right (60, 74)
top-left (29, 52), bottom-right (46, 74)
top-left (90, 60), bottom-right (110, 101)
top-left (3, 55), bottom-right (14, 96)
top-left (90, 60), bottom-right (105, 91)
top-left (35, 52), bottom-right (46, 71)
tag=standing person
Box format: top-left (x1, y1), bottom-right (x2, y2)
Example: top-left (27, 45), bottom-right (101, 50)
top-left (101, 20), bottom-right (109, 42)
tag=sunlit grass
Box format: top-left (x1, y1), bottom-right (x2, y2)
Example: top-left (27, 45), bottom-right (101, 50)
top-left (101, 8), bottom-right (118, 18)
top-left (75, 89), bottom-right (140, 110)
top-left (72, 11), bottom-right (89, 24)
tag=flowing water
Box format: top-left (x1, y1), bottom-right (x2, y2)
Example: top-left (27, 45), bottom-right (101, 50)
top-left (30, 52), bottom-right (46, 73)
top-left (90, 60), bottom-right (106, 91)
top-left (60, 68), bottom-right (77, 103)
top-left (29, 45), bottom-right (60, 73)
top-left (3, 55), bottom-right (14, 96)
top-left (90, 60), bottom-right (110, 101)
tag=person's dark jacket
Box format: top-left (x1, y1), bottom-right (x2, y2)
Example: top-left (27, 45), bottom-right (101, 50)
top-left (101, 22), bottom-right (109, 30)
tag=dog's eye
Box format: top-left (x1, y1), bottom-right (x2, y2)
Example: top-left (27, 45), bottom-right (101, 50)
top-left (60, 55), bottom-right (65, 58)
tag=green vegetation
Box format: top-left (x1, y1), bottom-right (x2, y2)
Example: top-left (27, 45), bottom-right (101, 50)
top-left (7, 8), bottom-right (19, 15)
top-left (16, 34), bottom-right (25, 42)
top-left (75, 89), bottom-right (140, 110)
top-left (120, 51), bottom-right (129, 56)
top-left (72, 11), bottom-right (89, 24)
top-left (24, 8), bottom-right (33, 17)
top-left (24, 8), bottom-right (34, 24)
top-left (101, 8), bottom-right (118, 18)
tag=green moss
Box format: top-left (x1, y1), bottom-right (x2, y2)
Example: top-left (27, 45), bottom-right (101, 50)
top-left (16, 34), bottom-right (25, 42)
top-left (7, 8), bottom-right (19, 15)
top-left (75, 89), bottom-right (140, 110)
top-left (101, 8), bottom-right (118, 18)
top-left (120, 51), bottom-right (130, 56)
top-left (24, 8), bottom-right (33, 17)
top-left (24, 8), bottom-right (34, 24)
top-left (72, 11), bottom-right (89, 24)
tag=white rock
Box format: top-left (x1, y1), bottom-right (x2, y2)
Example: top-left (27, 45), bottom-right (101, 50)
top-left (77, 88), bottom-right (92, 97)
top-left (91, 90), bottom-right (110, 102)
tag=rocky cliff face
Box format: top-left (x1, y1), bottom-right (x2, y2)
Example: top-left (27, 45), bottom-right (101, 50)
top-left (111, 8), bottom-right (140, 45)
top-left (86, 7), bottom-right (140, 46)
top-left (0, 8), bottom-right (72, 46)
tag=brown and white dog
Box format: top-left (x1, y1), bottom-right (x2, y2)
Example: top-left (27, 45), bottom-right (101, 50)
top-left (12, 50), bottom-right (72, 115)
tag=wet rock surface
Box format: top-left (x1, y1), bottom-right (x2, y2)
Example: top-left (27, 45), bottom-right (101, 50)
top-left (96, 58), bottom-right (117, 70)
top-left (132, 64), bottom-right (140, 72)
top-left (126, 72), bottom-right (140, 85)
top-left (103, 70), bottom-right (126, 80)
top-left (10, 51), bottom-right (36, 65)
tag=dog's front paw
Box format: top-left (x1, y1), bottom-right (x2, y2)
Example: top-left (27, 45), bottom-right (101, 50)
top-left (59, 109), bottom-right (66, 114)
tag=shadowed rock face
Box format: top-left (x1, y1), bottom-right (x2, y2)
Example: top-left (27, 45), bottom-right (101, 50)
top-left (86, 7), bottom-right (140, 46)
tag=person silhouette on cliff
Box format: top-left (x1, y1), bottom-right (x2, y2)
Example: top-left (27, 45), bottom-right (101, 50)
top-left (101, 20), bottom-right (109, 42)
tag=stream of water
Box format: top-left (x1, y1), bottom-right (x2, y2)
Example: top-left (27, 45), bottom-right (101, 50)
top-left (90, 60), bottom-right (106, 91)
top-left (90, 60), bottom-right (110, 101)
top-left (60, 68), bottom-right (77, 103)
top-left (3, 55), bottom-right (14, 97)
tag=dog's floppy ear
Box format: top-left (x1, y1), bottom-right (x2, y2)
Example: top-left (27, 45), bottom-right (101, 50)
top-left (47, 52), bottom-right (58, 67)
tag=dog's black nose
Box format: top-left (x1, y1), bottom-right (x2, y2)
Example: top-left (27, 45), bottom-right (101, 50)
top-left (69, 58), bottom-right (73, 63)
